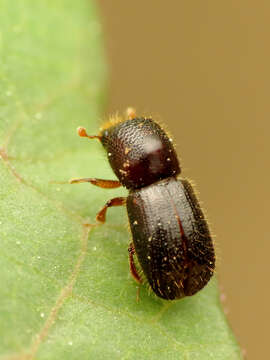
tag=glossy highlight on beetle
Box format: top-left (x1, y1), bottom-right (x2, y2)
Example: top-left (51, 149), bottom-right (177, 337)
top-left (71, 108), bottom-right (215, 300)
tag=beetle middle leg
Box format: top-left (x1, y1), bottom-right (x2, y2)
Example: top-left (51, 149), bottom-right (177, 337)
top-left (128, 242), bottom-right (142, 284)
top-left (70, 177), bottom-right (121, 189)
top-left (96, 197), bottom-right (126, 223)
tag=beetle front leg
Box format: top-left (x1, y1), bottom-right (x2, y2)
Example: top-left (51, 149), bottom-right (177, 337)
top-left (96, 197), bottom-right (126, 223)
top-left (70, 178), bottom-right (121, 189)
top-left (128, 243), bottom-right (142, 284)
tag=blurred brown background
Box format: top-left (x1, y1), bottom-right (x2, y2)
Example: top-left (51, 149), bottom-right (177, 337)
top-left (99, 1), bottom-right (270, 359)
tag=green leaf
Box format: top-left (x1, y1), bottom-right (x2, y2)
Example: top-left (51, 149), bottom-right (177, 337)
top-left (0, 1), bottom-right (241, 359)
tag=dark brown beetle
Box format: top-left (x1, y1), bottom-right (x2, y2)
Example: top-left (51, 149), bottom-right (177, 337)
top-left (71, 108), bottom-right (215, 300)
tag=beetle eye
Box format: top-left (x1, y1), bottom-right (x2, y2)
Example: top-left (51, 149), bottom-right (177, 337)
top-left (100, 129), bottom-right (110, 148)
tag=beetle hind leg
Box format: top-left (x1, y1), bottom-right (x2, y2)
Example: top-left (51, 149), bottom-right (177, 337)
top-left (128, 243), bottom-right (142, 284)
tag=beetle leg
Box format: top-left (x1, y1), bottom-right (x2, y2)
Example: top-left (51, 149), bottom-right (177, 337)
top-left (128, 243), bottom-right (142, 284)
top-left (96, 197), bottom-right (126, 223)
top-left (70, 178), bottom-right (121, 189)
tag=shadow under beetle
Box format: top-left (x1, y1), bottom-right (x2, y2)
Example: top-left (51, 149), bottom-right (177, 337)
top-left (71, 108), bottom-right (215, 300)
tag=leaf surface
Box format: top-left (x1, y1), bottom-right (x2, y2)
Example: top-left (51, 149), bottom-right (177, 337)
top-left (0, 1), bottom-right (241, 359)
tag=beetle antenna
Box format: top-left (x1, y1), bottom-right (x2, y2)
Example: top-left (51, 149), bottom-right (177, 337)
top-left (77, 127), bottom-right (101, 140)
top-left (126, 107), bottom-right (136, 120)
